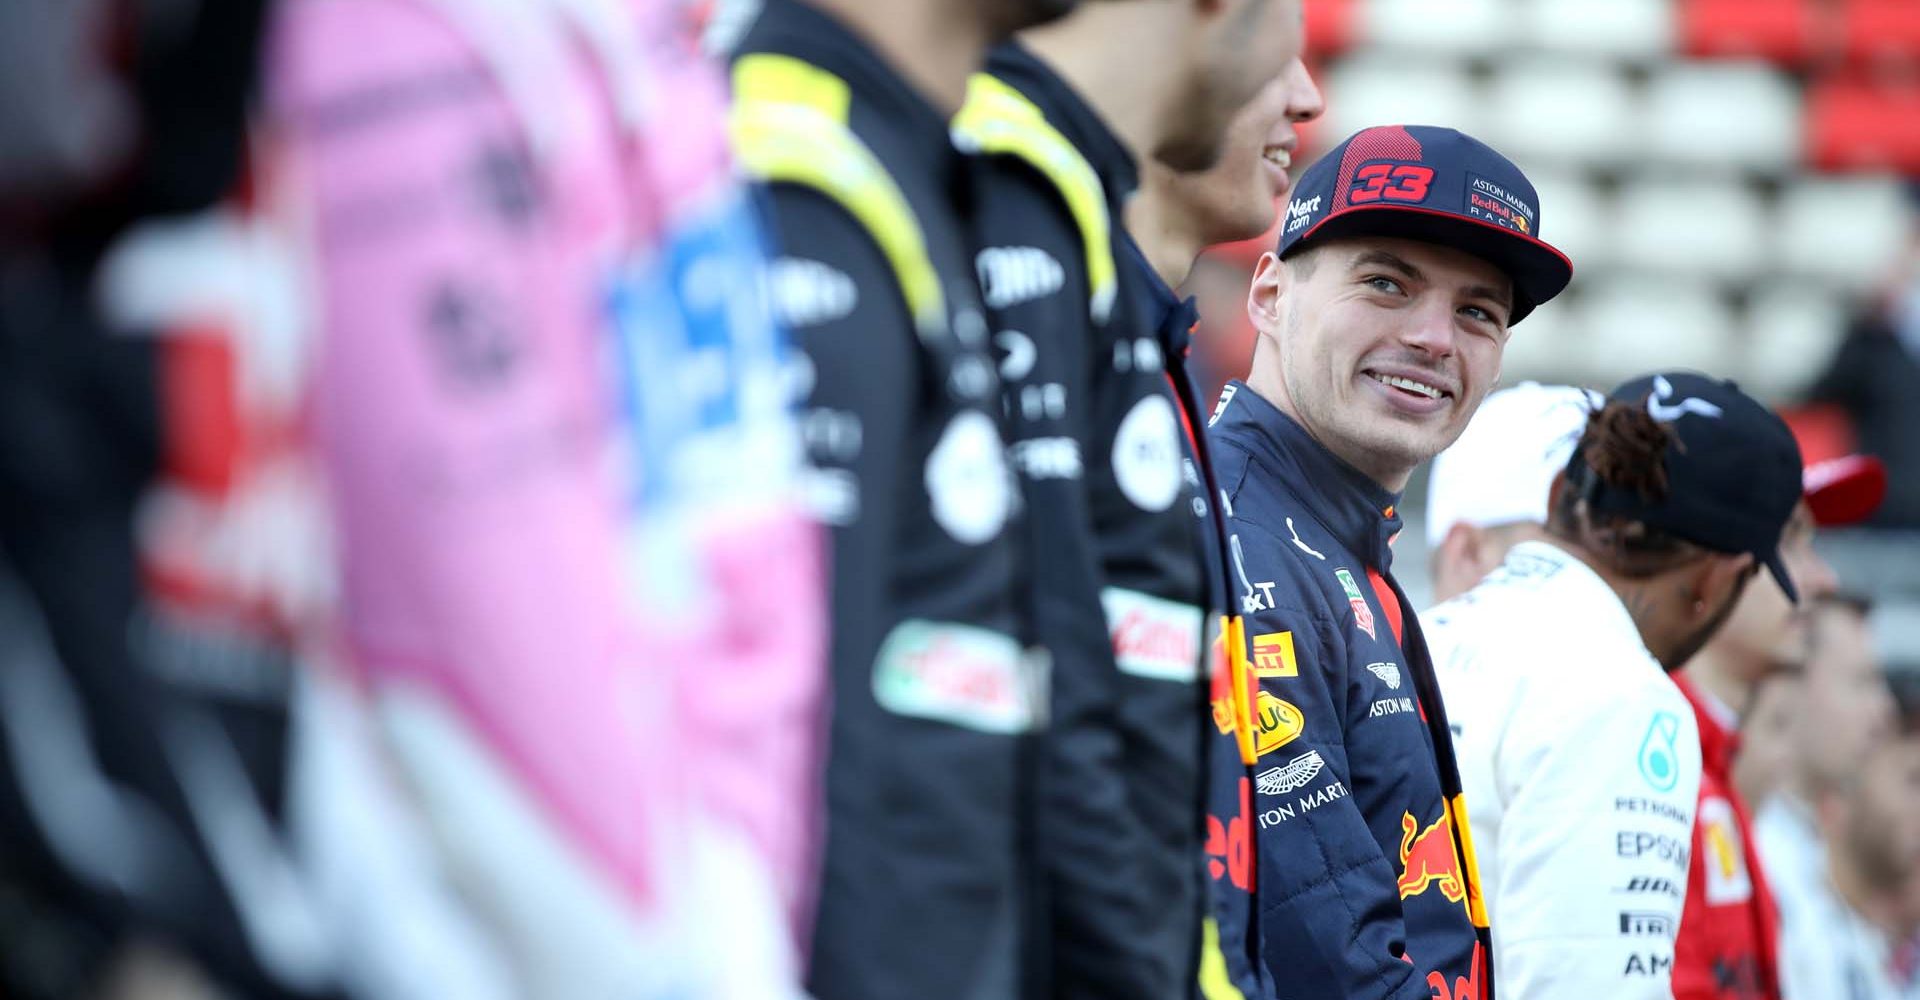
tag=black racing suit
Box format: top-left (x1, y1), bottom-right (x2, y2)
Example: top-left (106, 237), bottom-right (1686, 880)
top-left (733, 3), bottom-right (1031, 998)
top-left (965, 42), bottom-right (1214, 999)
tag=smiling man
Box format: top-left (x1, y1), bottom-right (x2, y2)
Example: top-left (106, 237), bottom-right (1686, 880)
top-left (1203, 125), bottom-right (1572, 999)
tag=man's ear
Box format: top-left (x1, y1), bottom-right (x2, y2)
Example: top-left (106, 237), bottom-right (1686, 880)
top-left (1432, 522), bottom-right (1484, 600)
top-left (1544, 471), bottom-right (1568, 527)
top-left (1694, 552), bottom-right (1757, 618)
top-left (1248, 251), bottom-right (1291, 340)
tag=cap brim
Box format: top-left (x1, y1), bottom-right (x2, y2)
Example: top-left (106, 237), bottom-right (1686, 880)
top-left (1803, 454), bottom-right (1887, 527)
top-left (1284, 205), bottom-right (1574, 324)
top-left (1762, 549), bottom-right (1801, 606)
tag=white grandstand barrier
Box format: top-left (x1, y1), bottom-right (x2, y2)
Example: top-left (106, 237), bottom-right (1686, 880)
top-left (1360, 0), bottom-right (1522, 56)
top-left (1611, 177), bottom-right (1772, 282)
top-left (1481, 58), bottom-right (1639, 167)
top-left (1521, 169), bottom-right (1611, 273)
top-left (1574, 276), bottom-right (1738, 384)
top-left (1774, 177), bottom-right (1916, 290)
top-left (1322, 57), bottom-right (1485, 139)
top-left (1741, 285), bottom-right (1849, 402)
top-left (1517, 0), bottom-right (1672, 60)
top-left (1644, 64), bottom-right (1802, 173)
top-left (1499, 292), bottom-right (1583, 384)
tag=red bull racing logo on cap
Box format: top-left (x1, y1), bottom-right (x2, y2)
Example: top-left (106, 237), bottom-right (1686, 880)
top-left (1466, 175), bottom-right (1537, 236)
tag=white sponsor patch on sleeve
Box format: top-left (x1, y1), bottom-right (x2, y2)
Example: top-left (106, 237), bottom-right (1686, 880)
top-left (1256, 750), bottom-right (1326, 796)
top-left (871, 620), bottom-right (1039, 734)
top-left (925, 412), bottom-right (1013, 545)
top-left (1101, 587), bottom-right (1204, 682)
top-left (1111, 394), bottom-right (1183, 513)
top-left (768, 257), bottom-right (858, 328)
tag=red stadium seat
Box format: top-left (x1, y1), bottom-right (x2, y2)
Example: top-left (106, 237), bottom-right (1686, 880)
top-left (1806, 78), bottom-right (1920, 171)
top-left (1305, 0), bottom-right (1360, 56)
top-left (1679, 0), bottom-right (1823, 66)
top-left (1838, 0), bottom-right (1920, 68)
top-left (1780, 404), bottom-right (1861, 468)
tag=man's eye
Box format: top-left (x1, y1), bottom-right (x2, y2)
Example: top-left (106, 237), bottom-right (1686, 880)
top-left (1462, 304), bottom-right (1511, 330)
top-left (1364, 275), bottom-right (1402, 294)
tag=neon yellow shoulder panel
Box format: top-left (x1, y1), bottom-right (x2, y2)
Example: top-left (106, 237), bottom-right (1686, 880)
top-left (953, 72), bottom-right (1119, 324)
top-left (1198, 917), bottom-right (1250, 1000)
top-left (730, 53), bottom-right (947, 340)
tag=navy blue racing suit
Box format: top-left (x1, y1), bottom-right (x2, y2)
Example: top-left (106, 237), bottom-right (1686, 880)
top-left (1204, 381), bottom-right (1493, 1000)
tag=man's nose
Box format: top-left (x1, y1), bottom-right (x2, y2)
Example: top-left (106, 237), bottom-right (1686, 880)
top-left (1396, 298), bottom-right (1459, 359)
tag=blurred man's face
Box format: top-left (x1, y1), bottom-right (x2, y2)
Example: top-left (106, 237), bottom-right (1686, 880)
top-left (1430, 520), bottom-right (1550, 605)
top-left (1836, 737), bottom-right (1920, 889)
top-left (1157, 0), bottom-right (1304, 172)
top-left (1799, 603), bottom-right (1898, 795)
top-left (1733, 673), bottom-right (1803, 808)
top-left (1703, 503), bottom-right (1838, 684)
top-left (1154, 60), bottom-right (1324, 246)
top-left (1248, 237), bottom-right (1512, 490)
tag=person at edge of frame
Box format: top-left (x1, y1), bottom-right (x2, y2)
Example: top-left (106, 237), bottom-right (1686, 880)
top-left (1669, 450), bottom-right (1883, 1000)
top-left (951, 1), bottom-right (1321, 995)
top-left (726, 0), bottom-right (1078, 997)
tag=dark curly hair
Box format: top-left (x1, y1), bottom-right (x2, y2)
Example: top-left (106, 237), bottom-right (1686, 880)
top-left (1548, 397), bottom-right (1705, 577)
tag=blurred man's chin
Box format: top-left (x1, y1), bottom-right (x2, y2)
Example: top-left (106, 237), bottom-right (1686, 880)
top-left (993, 0), bottom-right (1080, 35)
top-left (1224, 195), bottom-right (1280, 246)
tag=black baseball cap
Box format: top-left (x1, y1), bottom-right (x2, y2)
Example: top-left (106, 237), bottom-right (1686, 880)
top-left (1567, 372), bottom-right (1806, 602)
top-left (1277, 124), bottom-right (1573, 324)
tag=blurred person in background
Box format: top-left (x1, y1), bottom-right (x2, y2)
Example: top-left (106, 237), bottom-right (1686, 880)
top-left (1776, 719), bottom-right (1920, 1000)
top-left (0, 1), bottom-right (347, 998)
top-left (1732, 672), bottom-right (1805, 818)
top-left (1131, 62), bottom-right (1325, 414)
top-left (270, 0), bottom-right (822, 995)
top-left (953, 2), bottom-right (1318, 994)
top-left (1422, 381), bottom-right (1597, 605)
top-left (1127, 65), bottom-right (1325, 290)
top-left (1206, 124), bottom-right (1572, 1000)
top-left (1892, 677), bottom-right (1920, 998)
top-left (1670, 452), bottom-right (1884, 1000)
top-left (1757, 596), bottom-right (1902, 997)
top-left (725, 0), bottom-right (1075, 996)
top-left (1808, 213), bottom-right (1920, 527)
top-left (1427, 373), bottom-right (1806, 999)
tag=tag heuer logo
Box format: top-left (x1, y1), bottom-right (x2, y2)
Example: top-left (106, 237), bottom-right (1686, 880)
top-left (1366, 662), bottom-right (1401, 690)
top-left (1256, 750), bottom-right (1326, 796)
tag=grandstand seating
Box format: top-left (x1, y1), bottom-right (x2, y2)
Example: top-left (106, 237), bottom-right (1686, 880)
top-left (1217, 0), bottom-right (1920, 406)
top-left (1774, 176), bottom-right (1915, 288)
top-left (1678, 0), bottom-right (1821, 65)
top-left (1807, 78), bottom-right (1920, 173)
top-left (1644, 63), bottom-right (1802, 172)
top-left (1520, 0), bottom-right (1673, 60)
